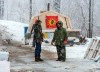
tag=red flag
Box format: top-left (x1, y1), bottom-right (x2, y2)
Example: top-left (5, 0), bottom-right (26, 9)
top-left (46, 16), bottom-right (58, 28)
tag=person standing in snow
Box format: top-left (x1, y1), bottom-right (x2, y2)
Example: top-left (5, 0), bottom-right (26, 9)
top-left (51, 21), bottom-right (68, 62)
top-left (31, 20), bottom-right (43, 62)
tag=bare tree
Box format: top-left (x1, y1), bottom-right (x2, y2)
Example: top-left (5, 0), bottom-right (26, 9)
top-left (0, 25), bottom-right (11, 39)
top-left (0, 0), bottom-right (4, 19)
top-left (53, 0), bottom-right (61, 13)
top-left (75, 0), bottom-right (89, 37)
top-left (0, 25), bottom-right (13, 44)
top-left (30, 0), bottom-right (32, 20)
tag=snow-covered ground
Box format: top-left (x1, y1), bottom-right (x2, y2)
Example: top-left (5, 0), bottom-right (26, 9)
top-left (0, 51), bottom-right (10, 72)
top-left (0, 52), bottom-right (9, 61)
top-left (9, 44), bottom-right (100, 72)
top-left (0, 61), bottom-right (10, 72)
top-left (0, 20), bottom-right (28, 43)
top-left (0, 20), bottom-right (100, 72)
top-left (42, 38), bottom-right (92, 59)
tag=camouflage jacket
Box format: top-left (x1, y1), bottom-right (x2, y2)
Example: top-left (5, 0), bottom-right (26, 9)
top-left (52, 27), bottom-right (68, 46)
top-left (31, 24), bottom-right (43, 41)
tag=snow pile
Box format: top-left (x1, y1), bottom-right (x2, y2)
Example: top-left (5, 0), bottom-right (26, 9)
top-left (0, 61), bottom-right (10, 72)
top-left (0, 20), bottom-right (28, 43)
top-left (0, 52), bottom-right (9, 61)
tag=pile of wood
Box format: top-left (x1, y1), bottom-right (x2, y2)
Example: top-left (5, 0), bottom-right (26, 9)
top-left (84, 38), bottom-right (100, 61)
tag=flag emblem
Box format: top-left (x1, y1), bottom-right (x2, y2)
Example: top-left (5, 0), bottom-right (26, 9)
top-left (46, 16), bottom-right (58, 28)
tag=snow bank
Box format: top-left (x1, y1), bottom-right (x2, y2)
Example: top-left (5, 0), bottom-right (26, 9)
top-left (0, 61), bottom-right (10, 72)
top-left (66, 38), bottom-right (92, 58)
top-left (0, 20), bottom-right (28, 43)
top-left (0, 52), bottom-right (9, 61)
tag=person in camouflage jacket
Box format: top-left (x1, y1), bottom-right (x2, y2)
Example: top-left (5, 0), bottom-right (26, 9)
top-left (51, 21), bottom-right (68, 62)
top-left (31, 20), bottom-right (43, 62)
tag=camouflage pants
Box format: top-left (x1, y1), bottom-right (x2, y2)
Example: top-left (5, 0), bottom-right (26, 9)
top-left (32, 39), bottom-right (36, 47)
top-left (56, 45), bottom-right (66, 61)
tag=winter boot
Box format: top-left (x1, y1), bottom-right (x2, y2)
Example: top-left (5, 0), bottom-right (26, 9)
top-left (35, 57), bottom-right (39, 62)
top-left (38, 57), bottom-right (44, 61)
top-left (61, 59), bottom-right (66, 62)
top-left (56, 57), bottom-right (61, 61)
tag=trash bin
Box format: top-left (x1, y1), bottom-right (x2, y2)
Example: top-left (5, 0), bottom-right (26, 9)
top-left (24, 27), bottom-right (28, 35)
top-left (24, 27), bottom-right (28, 45)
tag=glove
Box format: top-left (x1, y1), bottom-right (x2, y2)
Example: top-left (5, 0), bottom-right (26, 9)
top-left (64, 40), bottom-right (67, 45)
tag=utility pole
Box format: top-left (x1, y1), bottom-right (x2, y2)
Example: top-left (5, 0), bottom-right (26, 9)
top-left (47, 3), bottom-right (50, 11)
top-left (30, 0), bottom-right (32, 20)
top-left (88, 0), bottom-right (93, 38)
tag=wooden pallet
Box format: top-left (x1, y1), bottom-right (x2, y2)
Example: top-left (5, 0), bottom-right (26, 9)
top-left (84, 39), bottom-right (95, 59)
top-left (92, 41), bottom-right (100, 58)
top-left (84, 39), bottom-right (100, 59)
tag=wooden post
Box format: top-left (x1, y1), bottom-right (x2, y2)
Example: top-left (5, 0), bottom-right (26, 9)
top-left (47, 3), bottom-right (50, 11)
top-left (30, 0), bottom-right (32, 20)
top-left (89, 0), bottom-right (93, 38)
